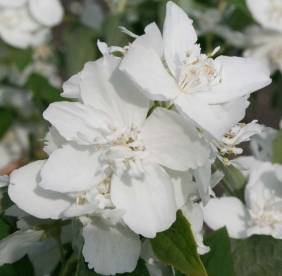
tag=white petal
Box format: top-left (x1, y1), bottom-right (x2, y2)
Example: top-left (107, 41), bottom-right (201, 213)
top-left (233, 156), bottom-right (262, 178)
top-left (132, 22), bottom-right (164, 58)
top-left (80, 55), bottom-right (150, 128)
top-left (0, 230), bottom-right (43, 265)
top-left (82, 218), bottom-right (141, 275)
top-left (246, 0), bottom-right (282, 32)
top-left (0, 29), bottom-right (34, 49)
top-left (163, 1), bottom-right (197, 79)
top-left (61, 73), bottom-right (82, 101)
top-left (181, 200), bottom-right (204, 234)
top-left (210, 170), bottom-right (224, 189)
top-left (0, 0), bottom-right (26, 7)
top-left (43, 126), bottom-right (66, 156)
top-left (9, 161), bottom-right (71, 219)
top-left (197, 56), bottom-right (271, 104)
top-left (194, 159), bottom-right (211, 206)
top-left (29, 0), bottom-right (64, 27)
top-left (222, 121), bottom-right (262, 146)
top-left (245, 162), bottom-right (282, 208)
top-left (40, 143), bottom-right (106, 193)
top-left (166, 168), bottom-right (198, 209)
top-left (140, 108), bottom-right (209, 170)
top-left (120, 45), bottom-right (180, 101)
top-left (43, 102), bottom-right (110, 145)
top-left (175, 93), bottom-right (242, 139)
top-left (64, 201), bottom-right (99, 217)
top-left (203, 197), bottom-right (251, 239)
top-left (111, 163), bottom-right (177, 238)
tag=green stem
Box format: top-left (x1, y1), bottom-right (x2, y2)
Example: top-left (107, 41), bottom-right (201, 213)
top-left (218, 1), bottom-right (228, 14)
top-left (55, 235), bottom-right (66, 267)
top-left (116, 0), bottom-right (128, 14)
top-left (59, 253), bottom-right (77, 276)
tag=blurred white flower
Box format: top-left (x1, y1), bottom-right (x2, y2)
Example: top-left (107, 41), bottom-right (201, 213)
top-left (0, 0), bottom-right (63, 49)
top-left (0, 124), bottom-right (29, 174)
top-left (119, 1), bottom-right (271, 140)
top-left (0, 204), bottom-right (72, 275)
top-left (244, 0), bottom-right (282, 74)
top-left (192, 9), bottom-right (246, 48)
top-left (203, 162), bottom-right (282, 239)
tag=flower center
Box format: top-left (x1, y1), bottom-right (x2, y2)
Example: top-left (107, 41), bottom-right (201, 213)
top-left (249, 196), bottom-right (282, 228)
top-left (102, 125), bottom-right (149, 178)
top-left (178, 45), bottom-right (221, 95)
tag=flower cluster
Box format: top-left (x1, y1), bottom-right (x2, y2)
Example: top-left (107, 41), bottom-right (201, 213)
top-left (203, 127), bottom-right (282, 239)
top-left (0, 0), bottom-right (63, 49)
top-left (1, 2), bottom-right (273, 275)
top-left (244, 0), bottom-right (282, 74)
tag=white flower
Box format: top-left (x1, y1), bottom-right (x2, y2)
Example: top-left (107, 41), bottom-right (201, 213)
top-left (192, 9), bottom-right (246, 48)
top-left (246, 0), bottom-right (282, 32)
top-left (119, 1), bottom-right (271, 139)
top-left (0, 0), bottom-right (63, 49)
top-left (8, 160), bottom-right (142, 275)
top-left (7, 44), bottom-right (63, 88)
top-left (203, 162), bottom-right (282, 239)
top-left (8, 53), bottom-right (209, 274)
top-left (244, 0), bottom-right (282, 74)
top-left (0, 204), bottom-right (72, 275)
top-left (0, 124), bottom-right (29, 174)
top-left (39, 54), bottom-right (208, 238)
top-left (249, 126), bottom-right (278, 162)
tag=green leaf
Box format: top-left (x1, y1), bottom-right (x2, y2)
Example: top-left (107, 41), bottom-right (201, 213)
top-left (150, 210), bottom-right (207, 276)
top-left (72, 218), bottom-right (84, 256)
top-left (7, 46), bottom-right (33, 71)
top-left (0, 108), bottom-right (15, 139)
top-left (63, 23), bottom-right (98, 77)
top-left (233, 235), bottom-right (282, 276)
top-left (0, 191), bottom-right (14, 214)
top-left (0, 215), bottom-right (12, 239)
top-left (213, 159), bottom-right (246, 202)
top-left (272, 131), bottom-right (282, 165)
top-left (26, 74), bottom-right (64, 111)
top-left (200, 227), bottom-right (235, 276)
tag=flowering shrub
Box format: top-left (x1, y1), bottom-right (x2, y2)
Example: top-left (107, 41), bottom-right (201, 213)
top-left (0, 0), bottom-right (281, 275)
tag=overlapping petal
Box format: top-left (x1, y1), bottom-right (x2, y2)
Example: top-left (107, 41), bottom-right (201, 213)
top-left (9, 161), bottom-right (71, 219)
top-left (140, 108), bottom-right (209, 170)
top-left (111, 163), bottom-right (177, 238)
top-left (40, 143), bottom-right (106, 193)
top-left (203, 197), bottom-right (251, 239)
top-left (196, 56), bottom-right (271, 104)
top-left (43, 102), bottom-right (110, 145)
top-left (29, 0), bottom-right (63, 27)
top-left (120, 46), bottom-right (180, 101)
top-left (80, 55), bottom-right (150, 128)
top-left (82, 218), bottom-right (141, 275)
top-left (163, 1), bottom-right (197, 79)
